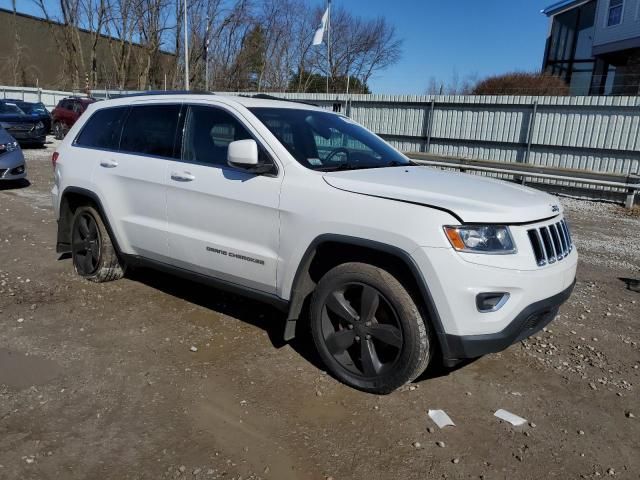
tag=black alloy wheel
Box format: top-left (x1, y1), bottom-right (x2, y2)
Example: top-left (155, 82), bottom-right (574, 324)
top-left (320, 282), bottom-right (403, 377)
top-left (72, 210), bottom-right (101, 276)
top-left (310, 262), bottom-right (431, 394)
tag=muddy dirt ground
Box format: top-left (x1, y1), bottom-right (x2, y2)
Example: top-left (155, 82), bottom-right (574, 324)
top-left (1, 139), bottom-right (638, 480)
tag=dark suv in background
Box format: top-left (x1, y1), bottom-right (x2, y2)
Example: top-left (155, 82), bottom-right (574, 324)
top-left (9, 100), bottom-right (52, 134)
top-left (52, 97), bottom-right (96, 140)
top-left (0, 100), bottom-right (46, 147)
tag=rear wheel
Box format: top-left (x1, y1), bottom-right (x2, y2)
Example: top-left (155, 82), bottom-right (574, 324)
top-left (71, 206), bottom-right (124, 282)
top-left (310, 262), bottom-right (431, 394)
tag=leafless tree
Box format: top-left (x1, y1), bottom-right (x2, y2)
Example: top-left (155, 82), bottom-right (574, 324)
top-left (103, 0), bottom-right (139, 89)
top-left (80, 0), bottom-right (109, 89)
top-left (300, 4), bottom-right (402, 93)
top-left (26, 0), bottom-right (404, 93)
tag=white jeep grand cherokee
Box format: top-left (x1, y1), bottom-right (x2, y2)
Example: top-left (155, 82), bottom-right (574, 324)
top-left (52, 93), bottom-right (577, 393)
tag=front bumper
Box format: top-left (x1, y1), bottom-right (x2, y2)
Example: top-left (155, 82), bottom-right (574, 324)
top-left (0, 149), bottom-right (26, 180)
top-left (6, 128), bottom-right (45, 145)
top-left (412, 226), bottom-right (577, 364)
top-left (443, 279), bottom-right (575, 364)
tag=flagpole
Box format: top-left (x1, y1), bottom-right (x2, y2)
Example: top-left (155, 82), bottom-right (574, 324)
top-left (205, 13), bottom-right (209, 91)
top-left (184, 0), bottom-right (189, 90)
top-left (326, 0), bottom-right (331, 94)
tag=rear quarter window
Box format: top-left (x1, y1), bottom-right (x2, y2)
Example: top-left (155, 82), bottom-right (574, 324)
top-left (75, 107), bottom-right (128, 150)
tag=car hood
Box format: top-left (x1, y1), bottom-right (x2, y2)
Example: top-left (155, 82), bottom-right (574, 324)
top-left (0, 114), bottom-right (32, 124)
top-left (322, 166), bottom-right (561, 224)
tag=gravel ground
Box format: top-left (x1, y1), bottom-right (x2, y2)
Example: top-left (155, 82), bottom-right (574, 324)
top-left (0, 140), bottom-right (638, 480)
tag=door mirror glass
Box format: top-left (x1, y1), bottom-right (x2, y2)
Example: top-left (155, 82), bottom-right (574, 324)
top-left (227, 139), bottom-right (259, 168)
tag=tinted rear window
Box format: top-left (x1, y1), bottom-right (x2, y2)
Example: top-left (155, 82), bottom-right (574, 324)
top-left (120, 104), bottom-right (181, 158)
top-left (75, 107), bottom-right (128, 150)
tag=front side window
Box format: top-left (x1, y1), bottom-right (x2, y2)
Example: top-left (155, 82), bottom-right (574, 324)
top-left (120, 104), bottom-right (181, 158)
top-left (182, 105), bottom-right (252, 166)
top-left (249, 107), bottom-right (411, 171)
top-left (607, 0), bottom-right (623, 26)
top-left (75, 107), bottom-right (128, 150)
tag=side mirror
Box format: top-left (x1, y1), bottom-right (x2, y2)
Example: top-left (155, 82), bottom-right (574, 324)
top-left (227, 139), bottom-right (258, 168)
top-left (227, 139), bottom-right (274, 174)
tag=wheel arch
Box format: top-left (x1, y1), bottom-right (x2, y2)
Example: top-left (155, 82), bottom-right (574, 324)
top-left (284, 234), bottom-right (451, 359)
top-left (56, 186), bottom-right (122, 256)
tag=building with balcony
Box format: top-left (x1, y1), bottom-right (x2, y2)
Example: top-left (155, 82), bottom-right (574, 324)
top-left (542, 0), bottom-right (640, 95)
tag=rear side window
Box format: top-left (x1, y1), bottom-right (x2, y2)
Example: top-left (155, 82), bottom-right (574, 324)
top-left (120, 104), bottom-right (181, 158)
top-left (75, 107), bottom-right (127, 150)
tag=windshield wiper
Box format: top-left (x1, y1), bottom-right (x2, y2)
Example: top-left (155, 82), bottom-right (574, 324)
top-left (316, 163), bottom-right (360, 172)
top-left (317, 160), bottom-right (410, 172)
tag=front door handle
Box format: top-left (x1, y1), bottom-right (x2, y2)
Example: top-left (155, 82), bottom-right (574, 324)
top-left (100, 159), bottom-right (118, 168)
top-left (171, 172), bottom-right (195, 182)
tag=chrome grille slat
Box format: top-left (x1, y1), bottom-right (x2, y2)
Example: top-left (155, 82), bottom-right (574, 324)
top-left (541, 227), bottom-right (556, 263)
top-left (557, 221), bottom-right (569, 256)
top-left (561, 220), bottom-right (573, 250)
top-left (550, 224), bottom-right (563, 260)
top-left (527, 218), bottom-right (573, 267)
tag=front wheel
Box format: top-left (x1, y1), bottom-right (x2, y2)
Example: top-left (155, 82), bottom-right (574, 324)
top-left (310, 262), bottom-right (432, 394)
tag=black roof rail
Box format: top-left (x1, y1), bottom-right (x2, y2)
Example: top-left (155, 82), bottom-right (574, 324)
top-left (250, 93), bottom-right (318, 107)
top-left (105, 90), bottom-right (214, 99)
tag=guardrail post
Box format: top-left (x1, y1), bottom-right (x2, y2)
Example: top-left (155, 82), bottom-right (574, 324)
top-left (424, 99), bottom-right (435, 153)
top-left (524, 101), bottom-right (538, 164)
top-left (625, 174), bottom-right (639, 209)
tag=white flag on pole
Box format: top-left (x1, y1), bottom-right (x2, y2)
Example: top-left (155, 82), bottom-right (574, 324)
top-left (312, 8), bottom-right (329, 45)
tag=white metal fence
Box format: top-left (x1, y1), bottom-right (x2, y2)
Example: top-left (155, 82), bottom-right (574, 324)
top-left (2, 85), bottom-right (639, 202)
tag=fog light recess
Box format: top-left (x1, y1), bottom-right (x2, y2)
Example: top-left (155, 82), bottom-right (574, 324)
top-left (476, 292), bottom-right (510, 313)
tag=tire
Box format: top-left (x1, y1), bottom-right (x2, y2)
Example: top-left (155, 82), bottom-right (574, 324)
top-left (71, 206), bottom-right (125, 282)
top-left (53, 121), bottom-right (65, 140)
top-left (310, 262), bottom-right (431, 394)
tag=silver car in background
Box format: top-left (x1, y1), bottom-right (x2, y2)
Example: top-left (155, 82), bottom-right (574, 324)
top-left (0, 127), bottom-right (26, 181)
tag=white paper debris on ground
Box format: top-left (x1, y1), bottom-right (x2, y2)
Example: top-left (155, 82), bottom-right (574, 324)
top-left (494, 409), bottom-right (527, 426)
top-left (428, 409), bottom-right (455, 429)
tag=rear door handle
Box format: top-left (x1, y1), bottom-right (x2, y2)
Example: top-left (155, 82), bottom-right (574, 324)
top-left (100, 159), bottom-right (118, 168)
top-left (171, 172), bottom-right (195, 182)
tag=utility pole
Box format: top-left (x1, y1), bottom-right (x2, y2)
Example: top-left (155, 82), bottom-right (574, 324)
top-left (184, 0), bottom-right (189, 90)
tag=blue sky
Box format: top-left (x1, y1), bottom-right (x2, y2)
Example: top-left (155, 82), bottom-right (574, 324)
top-left (1, 0), bottom-right (552, 94)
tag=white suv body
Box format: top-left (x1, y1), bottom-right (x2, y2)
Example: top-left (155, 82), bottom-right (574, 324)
top-left (52, 94), bottom-right (577, 393)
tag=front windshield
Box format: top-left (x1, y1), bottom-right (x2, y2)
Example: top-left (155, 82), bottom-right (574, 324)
top-left (0, 103), bottom-right (26, 115)
top-left (249, 107), bottom-right (411, 171)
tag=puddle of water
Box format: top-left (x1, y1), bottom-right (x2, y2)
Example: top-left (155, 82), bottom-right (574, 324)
top-left (0, 348), bottom-right (62, 390)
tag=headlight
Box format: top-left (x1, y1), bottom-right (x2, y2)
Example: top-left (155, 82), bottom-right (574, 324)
top-left (444, 225), bottom-right (516, 254)
top-left (0, 141), bottom-right (19, 153)
top-left (35, 121), bottom-right (45, 130)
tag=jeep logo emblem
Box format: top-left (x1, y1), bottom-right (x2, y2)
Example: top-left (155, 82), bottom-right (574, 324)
top-left (551, 204), bottom-right (560, 213)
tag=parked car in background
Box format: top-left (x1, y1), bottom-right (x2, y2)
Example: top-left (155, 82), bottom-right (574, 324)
top-left (0, 126), bottom-right (26, 181)
top-left (0, 100), bottom-right (46, 147)
top-left (51, 97), bottom-right (96, 140)
top-left (9, 100), bottom-right (52, 134)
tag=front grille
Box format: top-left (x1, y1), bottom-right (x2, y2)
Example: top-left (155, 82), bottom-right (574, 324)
top-left (6, 123), bottom-right (36, 132)
top-left (527, 219), bottom-right (573, 267)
